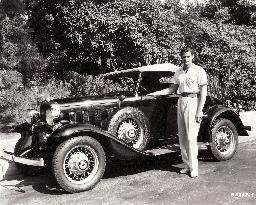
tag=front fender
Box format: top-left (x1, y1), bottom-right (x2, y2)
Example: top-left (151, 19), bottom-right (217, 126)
top-left (199, 105), bottom-right (248, 142)
top-left (13, 122), bottom-right (32, 134)
top-left (50, 123), bottom-right (111, 139)
top-left (13, 122), bottom-right (53, 155)
top-left (47, 123), bottom-right (147, 160)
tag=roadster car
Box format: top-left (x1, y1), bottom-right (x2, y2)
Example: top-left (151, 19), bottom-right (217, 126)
top-left (4, 63), bottom-right (249, 193)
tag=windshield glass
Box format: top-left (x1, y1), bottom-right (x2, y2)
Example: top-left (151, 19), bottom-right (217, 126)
top-left (102, 71), bottom-right (140, 97)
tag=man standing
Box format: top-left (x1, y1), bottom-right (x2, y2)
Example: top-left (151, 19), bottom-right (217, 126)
top-left (151, 47), bottom-right (208, 177)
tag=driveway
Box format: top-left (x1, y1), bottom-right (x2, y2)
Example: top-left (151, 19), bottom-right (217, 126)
top-left (0, 139), bottom-right (256, 205)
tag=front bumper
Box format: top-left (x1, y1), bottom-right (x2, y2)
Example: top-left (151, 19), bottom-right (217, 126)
top-left (2, 150), bottom-right (45, 167)
top-left (244, 126), bottom-right (252, 131)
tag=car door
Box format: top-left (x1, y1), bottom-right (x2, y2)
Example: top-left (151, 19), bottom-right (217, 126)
top-left (137, 71), bottom-right (179, 144)
top-left (162, 95), bottom-right (179, 143)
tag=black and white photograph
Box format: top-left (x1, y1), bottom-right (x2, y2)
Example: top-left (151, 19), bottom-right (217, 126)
top-left (0, 0), bottom-right (256, 204)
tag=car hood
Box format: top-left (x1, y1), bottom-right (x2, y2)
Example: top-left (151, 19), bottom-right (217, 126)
top-left (51, 95), bottom-right (115, 104)
top-left (48, 94), bottom-right (128, 110)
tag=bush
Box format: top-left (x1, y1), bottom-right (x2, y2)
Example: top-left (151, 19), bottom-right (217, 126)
top-left (191, 19), bottom-right (256, 110)
top-left (65, 71), bottom-right (132, 97)
top-left (0, 70), bottom-right (71, 124)
top-left (0, 70), bottom-right (132, 124)
top-left (172, 2), bottom-right (256, 111)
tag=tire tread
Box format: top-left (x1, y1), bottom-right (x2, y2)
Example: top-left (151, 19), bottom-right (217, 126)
top-left (52, 136), bottom-right (106, 193)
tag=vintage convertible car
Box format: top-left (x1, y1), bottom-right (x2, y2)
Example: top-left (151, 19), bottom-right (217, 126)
top-left (5, 63), bottom-right (249, 193)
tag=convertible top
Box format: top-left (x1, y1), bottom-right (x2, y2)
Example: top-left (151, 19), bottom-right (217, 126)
top-left (105, 63), bottom-right (179, 76)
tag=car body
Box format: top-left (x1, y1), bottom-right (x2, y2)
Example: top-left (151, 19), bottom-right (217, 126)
top-left (5, 63), bottom-right (249, 193)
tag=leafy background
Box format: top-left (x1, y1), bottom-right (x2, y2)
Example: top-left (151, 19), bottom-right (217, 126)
top-left (0, 0), bottom-right (256, 127)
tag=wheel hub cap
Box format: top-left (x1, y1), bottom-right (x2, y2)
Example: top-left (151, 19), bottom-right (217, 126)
top-left (68, 152), bottom-right (89, 174)
top-left (78, 160), bottom-right (89, 170)
top-left (63, 145), bottom-right (99, 184)
top-left (127, 129), bottom-right (136, 139)
top-left (216, 126), bottom-right (234, 153)
top-left (118, 120), bottom-right (140, 142)
top-left (117, 119), bottom-right (144, 149)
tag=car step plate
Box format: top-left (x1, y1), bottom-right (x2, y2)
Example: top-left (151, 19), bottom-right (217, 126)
top-left (145, 144), bottom-right (180, 156)
top-left (144, 142), bottom-right (209, 156)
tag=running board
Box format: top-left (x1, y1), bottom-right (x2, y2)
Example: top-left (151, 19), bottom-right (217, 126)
top-left (145, 144), bottom-right (180, 156)
top-left (144, 142), bottom-right (210, 156)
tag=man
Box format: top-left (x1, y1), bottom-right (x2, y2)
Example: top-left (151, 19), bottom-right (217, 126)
top-left (151, 47), bottom-right (207, 177)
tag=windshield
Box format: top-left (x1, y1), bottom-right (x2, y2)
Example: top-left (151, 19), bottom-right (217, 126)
top-left (102, 71), bottom-right (140, 97)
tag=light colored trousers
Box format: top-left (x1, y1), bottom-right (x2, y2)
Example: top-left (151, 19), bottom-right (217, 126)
top-left (177, 96), bottom-right (200, 173)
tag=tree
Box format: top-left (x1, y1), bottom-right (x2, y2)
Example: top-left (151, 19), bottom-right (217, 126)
top-left (24, 0), bottom-right (183, 78)
top-left (0, 0), bottom-right (46, 85)
top-left (21, 0), bottom-right (256, 110)
top-left (217, 0), bottom-right (256, 25)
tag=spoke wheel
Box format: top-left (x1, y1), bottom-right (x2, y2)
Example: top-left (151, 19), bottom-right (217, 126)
top-left (215, 126), bottom-right (235, 155)
top-left (108, 107), bottom-right (150, 152)
top-left (117, 118), bottom-right (143, 149)
top-left (209, 118), bottom-right (238, 161)
top-left (53, 136), bottom-right (106, 193)
top-left (63, 145), bottom-right (99, 185)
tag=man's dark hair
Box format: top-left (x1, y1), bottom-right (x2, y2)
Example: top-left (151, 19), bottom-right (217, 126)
top-left (180, 47), bottom-right (195, 57)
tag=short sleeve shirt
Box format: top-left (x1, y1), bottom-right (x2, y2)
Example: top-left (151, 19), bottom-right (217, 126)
top-left (171, 64), bottom-right (207, 93)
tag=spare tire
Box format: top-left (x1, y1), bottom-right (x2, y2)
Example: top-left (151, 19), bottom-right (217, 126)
top-left (108, 107), bottom-right (150, 151)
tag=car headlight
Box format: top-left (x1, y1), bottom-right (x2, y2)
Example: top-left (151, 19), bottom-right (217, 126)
top-left (46, 104), bottom-right (61, 125)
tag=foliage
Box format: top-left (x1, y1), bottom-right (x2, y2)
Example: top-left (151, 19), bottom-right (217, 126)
top-left (0, 70), bottom-right (71, 123)
top-left (1, 0), bottom-right (256, 128)
top-left (0, 0), bottom-right (47, 85)
top-left (200, 0), bottom-right (256, 25)
top-left (24, 0), bottom-right (184, 77)
top-left (182, 3), bottom-right (256, 110)
top-left (65, 72), bottom-right (106, 97)
top-left (66, 71), bottom-right (139, 98)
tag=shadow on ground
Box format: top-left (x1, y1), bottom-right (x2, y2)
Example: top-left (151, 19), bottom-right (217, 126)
top-left (104, 151), bottom-right (182, 179)
top-left (2, 149), bottom-right (216, 195)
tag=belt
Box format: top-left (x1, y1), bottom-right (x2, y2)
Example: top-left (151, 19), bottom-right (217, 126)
top-left (180, 93), bottom-right (199, 98)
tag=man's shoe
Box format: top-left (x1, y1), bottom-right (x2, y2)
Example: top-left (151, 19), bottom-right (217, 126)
top-left (190, 171), bottom-right (198, 178)
top-left (179, 168), bottom-right (190, 174)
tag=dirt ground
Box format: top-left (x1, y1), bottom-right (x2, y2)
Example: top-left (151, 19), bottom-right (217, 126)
top-left (1, 139), bottom-right (256, 205)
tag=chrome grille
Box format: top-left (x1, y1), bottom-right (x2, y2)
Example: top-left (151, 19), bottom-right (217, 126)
top-left (82, 111), bottom-right (90, 123)
top-left (69, 112), bottom-right (77, 123)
